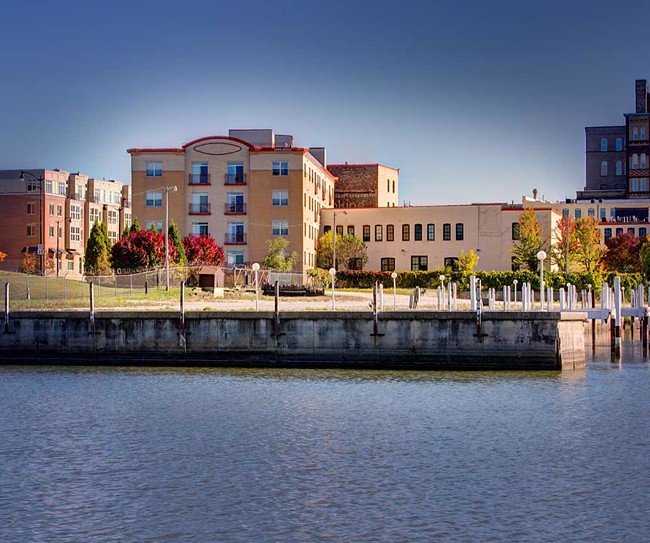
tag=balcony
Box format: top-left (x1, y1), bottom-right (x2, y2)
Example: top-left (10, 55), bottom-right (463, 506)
top-left (224, 203), bottom-right (247, 215)
top-left (225, 173), bottom-right (247, 185)
top-left (225, 232), bottom-right (247, 244)
top-left (188, 173), bottom-right (211, 185)
top-left (189, 203), bottom-right (211, 215)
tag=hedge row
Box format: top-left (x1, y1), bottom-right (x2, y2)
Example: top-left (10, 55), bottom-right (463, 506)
top-left (334, 269), bottom-right (647, 294)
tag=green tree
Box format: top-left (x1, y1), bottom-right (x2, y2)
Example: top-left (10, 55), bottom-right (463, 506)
top-left (129, 217), bottom-right (140, 234)
top-left (512, 208), bottom-right (545, 271)
top-left (458, 249), bottom-right (479, 275)
top-left (263, 238), bottom-right (297, 271)
top-left (639, 240), bottom-right (650, 279)
top-left (168, 221), bottom-right (187, 266)
top-left (574, 216), bottom-right (606, 275)
top-left (316, 231), bottom-right (368, 270)
top-left (85, 221), bottom-right (112, 275)
top-left (550, 215), bottom-right (578, 275)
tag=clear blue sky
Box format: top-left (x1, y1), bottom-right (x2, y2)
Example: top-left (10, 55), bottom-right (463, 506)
top-left (0, 0), bottom-right (646, 204)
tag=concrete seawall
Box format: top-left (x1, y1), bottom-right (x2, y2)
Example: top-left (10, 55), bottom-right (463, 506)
top-left (1, 311), bottom-right (586, 370)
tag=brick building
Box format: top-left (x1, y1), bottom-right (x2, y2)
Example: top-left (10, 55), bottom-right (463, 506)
top-left (328, 164), bottom-right (399, 208)
top-left (0, 169), bottom-right (131, 274)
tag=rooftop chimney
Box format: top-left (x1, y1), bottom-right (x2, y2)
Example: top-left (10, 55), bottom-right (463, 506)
top-left (636, 79), bottom-right (648, 113)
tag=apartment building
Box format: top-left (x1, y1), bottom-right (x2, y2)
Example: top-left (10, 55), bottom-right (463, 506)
top-left (0, 169), bottom-right (131, 274)
top-left (128, 129), bottom-right (335, 271)
top-left (582, 79), bottom-right (650, 200)
top-left (328, 164), bottom-right (399, 208)
top-left (321, 204), bottom-right (560, 272)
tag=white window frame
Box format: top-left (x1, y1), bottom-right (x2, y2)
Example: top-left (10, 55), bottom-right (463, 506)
top-left (272, 220), bottom-right (289, 236)
top-left (145, 191), bottom-right (163, 207)
top-left (272, 190), bottom-right (289, 206)
top-left (146, 162), bottom-right (163, 177)
top-left (272, 161), bottom-right (289, 176)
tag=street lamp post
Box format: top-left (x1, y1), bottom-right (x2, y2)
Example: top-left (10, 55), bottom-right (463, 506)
top-left (537, 250), bottom-right (547, 310)
top-left (164, 185), bottom-right (178, 291)
top-left (252, 262), bottom-right (260, 311)
top-left (19, 171), bottom-right (45, 274)
top-left (513, 279), bottom-right (518, 307)
top-left (329, 267), bottom-right (336, 310)
top-left (391, 271), bottom-right (397, 310)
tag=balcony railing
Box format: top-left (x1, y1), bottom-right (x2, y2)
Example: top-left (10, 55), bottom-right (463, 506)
top-left (225, 173), bottom-right (247, 185)
top-left (224, 203), bottom-right (247, 214)
top-left (225, 232), bottom-right (247, 244)
top-left (188, 173), bottom-right (211, 185)
top-left (189, 203), bottom-right (211, 215)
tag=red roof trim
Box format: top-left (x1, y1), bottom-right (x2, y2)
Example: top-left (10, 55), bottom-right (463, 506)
top-left (182, 136), bottom-right (256, 151)
top-left (127, 148), bottom-right (183, 154)
top-left (329, 163), bottom-right (399, 171)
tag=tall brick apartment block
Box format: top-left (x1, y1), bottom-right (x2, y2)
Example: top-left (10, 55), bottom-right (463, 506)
top-left (581, 79), bottom-right (650, 200)
top-left (128, 129), bottom-right (335, 271)
top-left (0, 169), bottom-right (131, 274)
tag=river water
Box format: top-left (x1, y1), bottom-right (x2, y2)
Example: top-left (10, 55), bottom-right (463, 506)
top-left (1, 333), bottom-right (649, 542)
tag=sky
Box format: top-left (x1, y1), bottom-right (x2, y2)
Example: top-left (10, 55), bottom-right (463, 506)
top-left (0, 0), bottom-right (647, 205)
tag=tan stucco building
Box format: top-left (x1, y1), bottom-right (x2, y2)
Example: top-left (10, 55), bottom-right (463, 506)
top-left (128, 129), bottom-right (335, 271)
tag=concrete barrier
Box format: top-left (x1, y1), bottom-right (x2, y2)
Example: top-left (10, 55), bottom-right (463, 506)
top-left (0, 310), bottom-right (587, 370)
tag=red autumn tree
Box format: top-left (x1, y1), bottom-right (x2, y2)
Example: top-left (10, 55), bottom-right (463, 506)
top-left (111, 229), bottom-right (176, 271)
top-left (182, 236), bottom-right (225, 267)
top-left (602, 232), bottom-right (644, 273)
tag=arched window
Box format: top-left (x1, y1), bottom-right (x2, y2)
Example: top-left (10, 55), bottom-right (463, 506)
top-left (601, 161), bottom-right (608, 176)
top-left (616, 160), bottom-right (623, 176)
top-left (616, 138), bottom-right (623, 151)
top-left (600, 138), bottom-right (608, 151)
top-left (642, 153), bottom-right (647, 168)
top-left (632, 154), bottom-right (639, 168)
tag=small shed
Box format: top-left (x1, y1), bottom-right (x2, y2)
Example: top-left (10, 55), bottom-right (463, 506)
top-left (198, 266), bottom-right (225, 297)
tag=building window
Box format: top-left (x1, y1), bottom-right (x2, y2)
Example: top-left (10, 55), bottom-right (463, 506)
top-left (439, 223), bottom-right (448, 241)
top-left (375, 224), bottom-right (383, 241)
top-left (26, 179), bottom-right (39, 193)
top-left (411, 256), bottom-right (428, 271)
top-left (402, 224), bottom-right (410, 241)
top-left (67, 260), bottom-right (74, 271)
top-left (89, 208), bottom-right (101, 224)
top-left (57, 205), bottom-right (62, 217)
top-left (58, 182), bottom-right (66, 196)
top-left (227, 163), bottom-right (245, 184)
top-left (191, 222), bottom-right (209, 236)
top-left (27, 203), bottom-right (35, 215)
top-left (272, 161), bottom-right (288, 176)
top-left (633, 128), bottom-right (639, 141)
top-left (575, 209), bottom-right (582, 219)
top-left (414, 224), bottom-right (422, 241)
top-left (628, 227), bottom-right (635, 235)
top-left (49, 203), bottom-right (54, 216)
top-left (616, 228), bottom-right (623, 236)
top-left (227, 251), bottom-right (245, 266)
top-left (642, 127), bottom-right (647, 140)
top-left (272, 220), bottom-right (289, 236)
top-left (191, 162), bottom-right (209, 185)
top-left (642, 178), bottom-right (649, 191)
top-left (323, 225), bottom-right (331, 234)
top-left (640, 228), bottom-right (647, 237)
top-left (511, 257), bottom-right (519, 272)
top-left (632, 178), bottom-right (639, 192)
top-left (48, 225), bottom-right (55, 237)
top-left (272, 190), bottom-right (289, 206)
top-left (600, 138), bottom-right (608, 152)
top-left (588, 208), bottom-right (595, 216)
top-left (512, 222), bottom-right (520, 240)
top-left (145, 220), bottom-right (163, 232)
top-left (70, 226), bottom-right (81, 242)
top-left (381, 258), bottom-right (395, 271)
top-left (386, 224), bottom-right (394, 241)
top-left (632, 154), bottom-right (639, 168)
top-left (427, 224), bottom-right (435, 241)
top-left (600, 161), bottom-right (607, 176)
top-left (387, 179), bottom-right (390, 192)
top-left (335, 225), bottom-right (344, 237)
top-left (44, 179), bottom-right (52, 194)
top-left (348, 258), bottom-right (363, 270)
top-left (363, 225), bottom-right (370, 242)
top-left (616, 160), bottom-right (623, 176)
top-left (455, 223), bottom-right (464, 240)
top-left (108, 210), bottom-right (118, 225)
top-left (444, 257), bottom-right (459, 271)
top-left (642, 154), bottom-right (648, 168)
top-left (146, 162), bottom-right (163, 177)
top-left (26, 224), bottom-right (36, 236)
top-left (146, 191), bottom-right (162, 207)
top-left (616, 138), bottom-right (623, 151)
top-left (347, 225), bottom-right (355, 236)
top-left (71, 205), bottom-right (81, 220)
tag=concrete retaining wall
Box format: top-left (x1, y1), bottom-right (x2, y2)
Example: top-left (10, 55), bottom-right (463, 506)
top-left (0, 311), bottom-right (587, 370)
